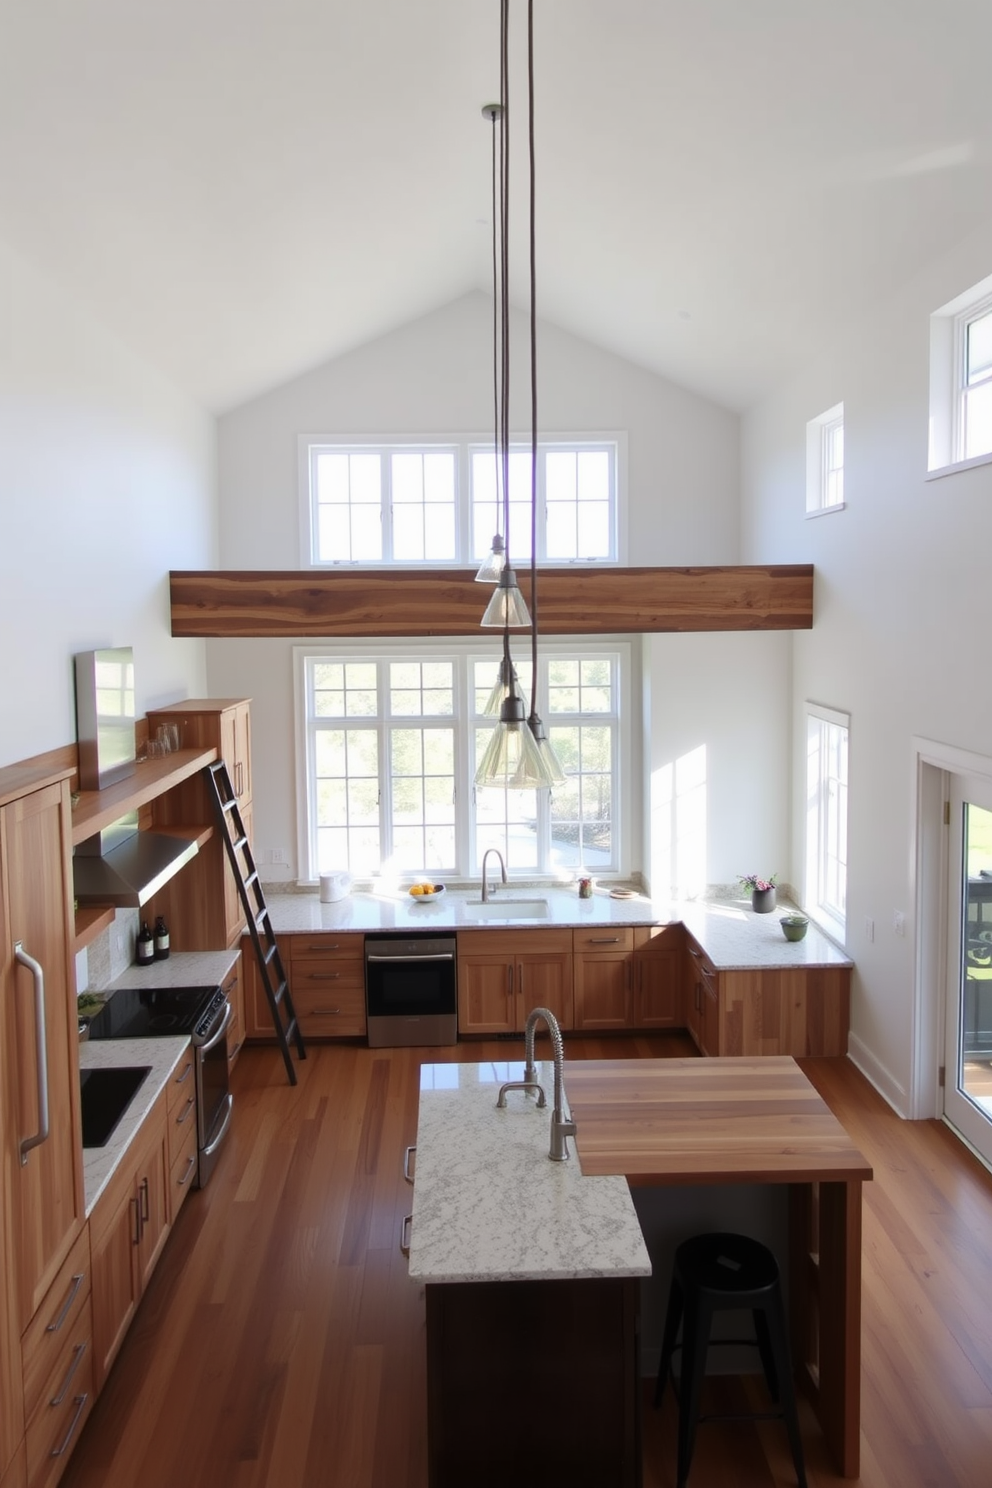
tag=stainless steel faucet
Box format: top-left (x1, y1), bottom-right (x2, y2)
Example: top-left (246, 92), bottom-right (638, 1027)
top-left (480, 847), bottom-right (507, 902)
top-left (524, 1006), bottom-right (577, 1162)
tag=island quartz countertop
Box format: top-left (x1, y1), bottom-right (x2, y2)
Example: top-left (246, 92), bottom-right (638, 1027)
top-left (407, 1060), bottom-right (650, 1285)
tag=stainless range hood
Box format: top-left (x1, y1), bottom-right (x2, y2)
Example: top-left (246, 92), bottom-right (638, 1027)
top-left (73, 814), bottom-right (198, 908)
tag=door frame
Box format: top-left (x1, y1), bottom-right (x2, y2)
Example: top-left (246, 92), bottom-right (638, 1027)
top-left (911, 736), bottom-right (992, 1121)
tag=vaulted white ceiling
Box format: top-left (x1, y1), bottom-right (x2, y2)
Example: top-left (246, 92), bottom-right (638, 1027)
top-left (2, 0), bottom-right (990, 413)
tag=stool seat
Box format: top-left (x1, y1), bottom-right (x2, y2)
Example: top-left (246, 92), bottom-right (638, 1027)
top-left (654, 1231), bottom-right (808, 1488)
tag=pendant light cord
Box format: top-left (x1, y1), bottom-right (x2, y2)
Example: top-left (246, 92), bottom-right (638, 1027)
top-left (528, 0), bottom-right (539, 705)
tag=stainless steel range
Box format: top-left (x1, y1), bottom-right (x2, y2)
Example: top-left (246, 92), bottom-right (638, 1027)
top-left (83, 983), bottom-right (234, 1187)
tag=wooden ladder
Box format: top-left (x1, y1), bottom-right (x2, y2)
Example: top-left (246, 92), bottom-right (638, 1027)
top-left (205, 759), bottom-right (306, 1085)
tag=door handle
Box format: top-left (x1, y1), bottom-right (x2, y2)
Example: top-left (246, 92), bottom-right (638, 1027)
top-left (16, 942), bottom-right (50, 1165)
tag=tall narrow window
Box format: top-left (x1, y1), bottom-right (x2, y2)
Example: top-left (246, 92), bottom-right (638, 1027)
top-left (806, 404), bottom-right (845, 515)
top-left (929, 275), bottom-right (992, 474)
top-left (805, 704), bottom-right (849, 936)
top-left (963, 305), bottom-right (992, 462)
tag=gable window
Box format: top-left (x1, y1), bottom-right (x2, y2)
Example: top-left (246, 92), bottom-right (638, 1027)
top-left (928, 275), bottom-right (992, 476)
top-left (296, 642), bottom-right (628, 881)
top-left (303, 436), bottom-right (621, 567)
top-left (805, 704), bottom-right (849, 937)
top-left (806, 404), bottom-right (845, 515)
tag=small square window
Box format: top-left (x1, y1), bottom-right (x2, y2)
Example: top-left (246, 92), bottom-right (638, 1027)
top-left (806, 403), bottom-right (845, 515)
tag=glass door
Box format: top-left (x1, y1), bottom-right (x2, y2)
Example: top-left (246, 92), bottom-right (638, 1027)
top-left (944, 775), bottom-right (992, 1165)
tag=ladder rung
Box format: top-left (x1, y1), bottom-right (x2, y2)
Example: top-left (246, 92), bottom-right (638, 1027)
top-left (233, 834), bottom-right (248, 851)
top-left (244, 871), bottom-right (259, 889)
top-left (221, 796), bottom-right (238, 814)
top-left (263, 945), bottom-right (279, 966)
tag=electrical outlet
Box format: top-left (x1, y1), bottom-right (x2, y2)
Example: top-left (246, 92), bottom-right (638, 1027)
top-left (271, 848), bottom-right (288, 866)
top-left (893, 910), bottom-right (905, 937)
top-left (864, 917), bottom-right (874, 942)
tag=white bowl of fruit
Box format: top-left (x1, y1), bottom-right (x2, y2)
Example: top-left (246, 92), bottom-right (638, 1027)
top-left (408, 881), bottom-right (445, 901)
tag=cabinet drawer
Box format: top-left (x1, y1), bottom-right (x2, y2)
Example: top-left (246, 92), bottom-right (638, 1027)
top-left (286, 933), bottom-right (364, 962)
top-left (572, 926), bottom-right (634, 954)
top-left (167, 1076), bottom-right (198, 1172)
top-left (165, 1047), bottom-right (195, 1116)
top-left (290, 959), bottom-right (364, 992)
top-left (169, 1120), bottom-right (199, 1217)
top-left (21, 1227), bottom-right (91, 1424)
top-left (24, 1299), bottom-right (94, 1488)
top-left (685, 936), bottom-right (717, 979)
top-left (295, 984), bottom-right (367, 1038)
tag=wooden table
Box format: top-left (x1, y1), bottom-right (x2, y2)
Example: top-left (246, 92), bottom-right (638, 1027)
top-left (565, 1056), bottom-right (873, 1479)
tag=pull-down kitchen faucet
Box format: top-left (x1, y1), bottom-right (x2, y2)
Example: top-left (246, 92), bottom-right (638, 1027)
top-left (480, 847), bottom-right (507, 902)
top-left (522, 1006), bottom-right (576, 1162)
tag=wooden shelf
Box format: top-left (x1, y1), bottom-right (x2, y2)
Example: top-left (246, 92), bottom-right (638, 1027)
top-left (74, 904), bottom-right (115, 954)
top-left (70, 747), bottom-right (217, 846)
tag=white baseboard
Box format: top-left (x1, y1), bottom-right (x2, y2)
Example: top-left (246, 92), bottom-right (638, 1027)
top-left (847, 1033), bottom-right (908, 1117)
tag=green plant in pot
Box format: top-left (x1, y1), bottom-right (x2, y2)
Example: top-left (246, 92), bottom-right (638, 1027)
top-left (739, 873), bottom-right (778, 913)
top-left (780, 913), bottom-right (809, 941)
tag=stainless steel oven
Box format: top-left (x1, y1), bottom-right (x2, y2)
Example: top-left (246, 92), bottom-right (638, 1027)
top-left (364, 935), bottom-right (458, 1047)
top-left (83, 981), bottom-right (234, 1187)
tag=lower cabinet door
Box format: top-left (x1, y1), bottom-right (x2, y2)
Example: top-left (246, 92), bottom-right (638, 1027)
top-left (572, 954), bottom-right (631, 1030)
top-left (90, 1180), bottom-right (140, 1388)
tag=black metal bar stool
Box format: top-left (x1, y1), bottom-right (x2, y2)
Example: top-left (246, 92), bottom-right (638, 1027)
top-left (654, 1231), bottom-right (808, 1488)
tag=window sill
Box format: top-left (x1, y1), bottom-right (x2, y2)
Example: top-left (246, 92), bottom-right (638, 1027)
top-left (926, 450), bottom-right (992, 481)
top-left (805, 501), bottom-right (846, 519)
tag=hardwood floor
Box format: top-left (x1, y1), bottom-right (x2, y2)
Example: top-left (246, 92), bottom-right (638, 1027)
top-left (59, 1034), bottom-right (992, 1488)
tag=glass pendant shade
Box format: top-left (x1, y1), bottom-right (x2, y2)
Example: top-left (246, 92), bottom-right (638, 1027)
top-left (484, 657), bottom-right (528, 717)
top-left (475, 533), bottom-right (506, 583)
top-left (528, 714), bottom-right (567, 786)
top-left (475, 702), bottom-right (554, 791)
top-left (480, 568), bottom-right (532, 628)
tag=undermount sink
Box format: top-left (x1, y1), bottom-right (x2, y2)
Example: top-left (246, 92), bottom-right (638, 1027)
top-left (80, 1064), bottom-right (152, 1148)
top-left (461, 898), bottom-right (551, 921)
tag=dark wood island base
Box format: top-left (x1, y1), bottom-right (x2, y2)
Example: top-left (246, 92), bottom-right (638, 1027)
top-left (425, 1276), bottom-right (641, 1488)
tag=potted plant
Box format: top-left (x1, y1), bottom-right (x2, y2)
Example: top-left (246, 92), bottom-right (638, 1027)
top-left (739, 873), bottom-right (778, 914)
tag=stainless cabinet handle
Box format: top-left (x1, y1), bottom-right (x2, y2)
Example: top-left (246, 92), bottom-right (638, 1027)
top-left (46, 1273), bottom-right (84, 1334)
top-left (16, 941), bottom-right (50, 1165)
top-left (307, 971), bottom-right (341, 980)
top-left (175, 1095), bottom-right (196, 1126)
top-left (177, 1155), bottom-right (197, 1188)
top-left (306, 943), bottom-right (341, 951)
top-left (139, 1176), bottom-right (150, 1225)
top-left (507, 964), bottom-right (513, 998)
top-left (366, 953), bottom-right (453, 964)
top-left (50, 1395), bottom-right (88, 1459)
top-left (687, 946), bottom-right (701, 959)
top-left (400, 1214), bottom-right (412, 1256)
top-left (50, 1342), bottom-right (87, 1407)
top-left (131, 1196), bottom-right (141, 1246)
top-left (403, 1145), bottom-right (416, 1184)
top-left (174, 1061), bottom-right (193, 1086)
top-left (588, 936), bottom-right (621, 944)
top-left (311, 1007), bottom-right (342, 1015)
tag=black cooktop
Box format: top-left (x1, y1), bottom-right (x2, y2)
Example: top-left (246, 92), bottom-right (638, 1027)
top-left (84, 984), bottom-right (219, 1040)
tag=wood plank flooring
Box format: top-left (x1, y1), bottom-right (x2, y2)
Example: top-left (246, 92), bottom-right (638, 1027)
top-left (59, 1034), bottom-right (992, 1488)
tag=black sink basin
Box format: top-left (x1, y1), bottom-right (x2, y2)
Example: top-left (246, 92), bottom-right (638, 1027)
top-left (80, 1065), bottom-right (152, 1148)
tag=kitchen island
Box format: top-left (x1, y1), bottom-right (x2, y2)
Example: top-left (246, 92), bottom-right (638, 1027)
top-left (410, 1055), bottom-right (871, 1484)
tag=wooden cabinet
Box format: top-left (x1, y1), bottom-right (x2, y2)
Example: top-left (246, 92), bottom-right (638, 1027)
top-left (244, 932), bottom-right (367, 1041)
top-left (572, 928), bottom-right (635, 1030)
top-left (164, 1047), bottom-right (198, 1218)
top-left (685, 935), bottom-right (720, 1054)
top-left (457, 929), bottom-right (573, 1036)
top-left (146, 699), bottom-right (253, 951)
top-left (21, 1227), bottom-right (94, 1488)
top-left (224, 957), bottom-right (246, 1072)
top-left (89, 1089), bottom-right (170, 1388)
top-left (632, 925), bottom-right (684, 1028)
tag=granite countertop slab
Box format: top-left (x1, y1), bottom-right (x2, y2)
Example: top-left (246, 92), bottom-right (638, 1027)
top-left (408, 1060), bottom-right (651, 1284)
top-left (79, 1036), bottom-right (190, 1216)
top-left (103, 947), bottom-right (240, 994)
top-left (261, 888), bottom-right (851, 970)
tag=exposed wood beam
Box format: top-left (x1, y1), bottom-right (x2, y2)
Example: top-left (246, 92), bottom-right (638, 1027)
top-left (170, 566), bottom-right (813, 638)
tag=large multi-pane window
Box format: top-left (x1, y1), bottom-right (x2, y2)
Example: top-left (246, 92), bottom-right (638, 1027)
top-left (299, 644), bottom-right (625, 880)
top-left (305, 438), bottom-right (620, 566)
top-left (805, 704), bottom-right (849, 935)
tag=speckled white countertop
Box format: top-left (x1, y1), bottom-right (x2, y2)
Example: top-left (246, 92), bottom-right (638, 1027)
top-left (78, 1037), bottom-right (190, 1216)
top-left (102, 948), bottom-right (240, 995)
top-left (407, 1060), bottom-right (651, 1284)
top-left (262, 888), bottom-right (851, 971)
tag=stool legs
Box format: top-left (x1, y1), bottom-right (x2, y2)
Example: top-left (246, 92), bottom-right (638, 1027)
top-left (759, 1286), bottom-right (808, 1488)
top-left (675, 1290), bottom-right (710, 1488)
top-left (654, 1274), bottom-right (684, 1408)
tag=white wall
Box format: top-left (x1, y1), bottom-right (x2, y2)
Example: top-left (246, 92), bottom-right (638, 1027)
top-left (212, 292), bottom-right (784, 883)
top-left (0, 238), bottom-right (214, 767)
top-left (741, 215), bottom-right (992, 1113)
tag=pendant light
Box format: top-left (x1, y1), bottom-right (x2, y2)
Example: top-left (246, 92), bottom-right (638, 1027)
top-left (475, 0), bottom-right (550, 791)
top-left (522, 0), bottom-right (566, 787)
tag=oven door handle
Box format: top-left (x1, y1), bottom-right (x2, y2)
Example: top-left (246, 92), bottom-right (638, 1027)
top-left (365, 953), bottom-right (455, 964)
top-left (201, 1093), bottom-right (234, 1157)
top-left (197, 999), bottom-right (232, 1054)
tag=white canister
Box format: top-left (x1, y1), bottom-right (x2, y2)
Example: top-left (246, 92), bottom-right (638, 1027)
top-left (319, 870), bottom-right (352, 903)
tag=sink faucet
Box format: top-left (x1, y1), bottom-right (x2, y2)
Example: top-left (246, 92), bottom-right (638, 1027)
top-left (481, 847), bottom-right (507, 902)
top-left (524, 1006), bottom-right (577, 1162)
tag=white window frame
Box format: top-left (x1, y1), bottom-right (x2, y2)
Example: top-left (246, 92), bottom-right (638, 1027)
top-left (805, 702), bottom-right (849, 940)
top-left (293, 638), bottom-right (632, 884)
top-left (805, 403), bottom-right (845, 516)
top-left (928, 273), bottom-right (992, 478)
top-left (298, 432), bottom-right (625, 568)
